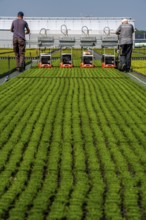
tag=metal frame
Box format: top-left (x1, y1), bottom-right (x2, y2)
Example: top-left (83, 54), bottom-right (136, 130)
top-left (60, 48), bottom-right (73, 68)
top-left (101, 30), bottom-right (118, 68)
top-left (59, 27), bottom-right (75, 68)
top-left (101, 48), bottom-right (116, 68)
top-left (38, 28), bottom-right (54, 68)
top-left (80, 47), bottom-right (94, 68)
top-left (59, 44), bottom-right (75, 68)
top-left (80, 35), bottom-right (96, 68)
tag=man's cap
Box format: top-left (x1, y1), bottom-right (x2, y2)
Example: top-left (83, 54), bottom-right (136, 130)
top-left (17, 11), bottom-right (24, 17)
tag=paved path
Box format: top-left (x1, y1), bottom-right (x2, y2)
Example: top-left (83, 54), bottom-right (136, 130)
top-left (125, 71), bottom-right (146, 89)
top-left (0, 63), bottom-right (32, 86)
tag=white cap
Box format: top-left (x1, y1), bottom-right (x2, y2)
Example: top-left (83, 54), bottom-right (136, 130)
top-left (122, 19), bottom-right (128, 24)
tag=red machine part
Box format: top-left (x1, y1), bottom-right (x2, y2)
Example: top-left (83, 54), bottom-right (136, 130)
top-left (80, 63), bottom-right (95, 68)
top-left (38, 63), bottom-right (52, 68)
top-left (102, 63), bottom-right (116, 68)
top-left (60, 62), bottom-right (74, 68)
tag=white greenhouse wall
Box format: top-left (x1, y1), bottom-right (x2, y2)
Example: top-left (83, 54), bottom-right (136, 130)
top-left (0, 17), bottom-right (135, 48)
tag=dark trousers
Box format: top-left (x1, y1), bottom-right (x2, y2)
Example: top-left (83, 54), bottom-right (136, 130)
top-left (13, 38), bottom-right (25, 68)
top-left (120, 44), bottom-right (133, 70)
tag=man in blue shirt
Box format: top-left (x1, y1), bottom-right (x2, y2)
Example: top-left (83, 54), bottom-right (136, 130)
top-left (11, 12), bottom-right (30, 72)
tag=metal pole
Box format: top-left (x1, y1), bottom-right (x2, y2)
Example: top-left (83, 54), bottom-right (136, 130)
top-left (60, 46), bottom-right (62, 64)
top-left (8, 56), bottom-right (10, 73)
top-left (29, 33), bottom-right (31, 49)
top-left (30, 52), bottom-right (32, 68)
top-left (5, 56), bottom-right (10, 81)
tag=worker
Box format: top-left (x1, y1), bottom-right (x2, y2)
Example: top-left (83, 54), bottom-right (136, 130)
top-left (116, 18), bottom-right (134, 72)
top-left (11, 11), bottom-right (30, 72)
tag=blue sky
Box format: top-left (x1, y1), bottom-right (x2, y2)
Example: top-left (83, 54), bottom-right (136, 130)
top-left (0, 0), bottom-right (145, 29)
